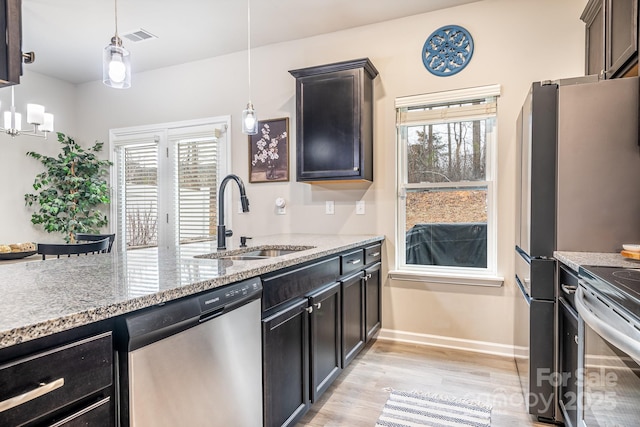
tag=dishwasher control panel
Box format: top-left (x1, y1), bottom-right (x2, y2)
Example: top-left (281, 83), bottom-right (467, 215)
top-left (198, 276), bottom-right (262, 314)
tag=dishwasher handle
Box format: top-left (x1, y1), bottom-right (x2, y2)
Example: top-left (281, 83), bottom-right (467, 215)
top-left (199, 307), bottom-right (225, 323)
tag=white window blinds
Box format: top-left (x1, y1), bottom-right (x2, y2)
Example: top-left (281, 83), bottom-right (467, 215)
top-left (111, 118), bottom-right (229, 253)
top-left (174, 132), bottom-right (219, 243)
top-left (115, 138), bottom-right (159, 249)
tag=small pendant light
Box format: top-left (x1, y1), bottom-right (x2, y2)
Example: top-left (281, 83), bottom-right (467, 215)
top-left (103, 0), bottom-right (131, 89)
top-left (241, 0), bottom-right (258, 134)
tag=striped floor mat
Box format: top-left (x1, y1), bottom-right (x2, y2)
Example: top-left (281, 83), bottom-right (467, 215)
top-left (375, 390), bottom-right (492, 427)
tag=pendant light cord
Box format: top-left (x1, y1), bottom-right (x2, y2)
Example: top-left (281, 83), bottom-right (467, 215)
top-left (114, 0), bottom-right (119, 38)
top-left (247, 0), bottom-right (251, 102)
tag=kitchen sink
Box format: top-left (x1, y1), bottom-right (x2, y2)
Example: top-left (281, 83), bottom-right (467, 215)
top-left (240, 249), bottom-right (301, 257)
top-left (197, 245), bottom-right (315, 261)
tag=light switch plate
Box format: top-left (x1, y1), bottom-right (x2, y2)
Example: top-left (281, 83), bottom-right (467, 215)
top-left (326, 200), bottom-right (335, 215)
top-left (356, 200), bottom-right (365, 215)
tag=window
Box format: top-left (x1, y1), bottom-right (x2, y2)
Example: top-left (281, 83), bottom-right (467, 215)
top-left (111, 117), bottom-right (229, 253)
top-left (395, 85), bottom-right (500, 281)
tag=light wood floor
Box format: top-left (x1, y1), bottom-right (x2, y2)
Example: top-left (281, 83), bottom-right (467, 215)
top-left (298, 339), bottom-right (552, 427)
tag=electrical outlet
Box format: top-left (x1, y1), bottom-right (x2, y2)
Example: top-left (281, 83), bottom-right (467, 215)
top-left (356, 200), bottom-right (365, 215)
top-left (326, 200), bottom-right (335, 215)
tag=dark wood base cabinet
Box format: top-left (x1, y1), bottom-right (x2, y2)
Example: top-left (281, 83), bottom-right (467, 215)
top-left (0, 331), bottom-right (114, 427)
top-left (261, 242), bottom-right (383, 427)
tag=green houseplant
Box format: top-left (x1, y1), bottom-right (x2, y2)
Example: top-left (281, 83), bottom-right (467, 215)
top-left (25, 132), bottom-right (113, 243)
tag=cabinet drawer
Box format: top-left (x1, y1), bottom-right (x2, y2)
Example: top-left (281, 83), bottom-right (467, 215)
top-left (262, 257), bottom-right (340, 311)
top-left (341, 249), bottom-right (364, 276)
top-left (364, 244), bottom-right (381, 266)
top-left (0, 332), bottom-right (113, 426)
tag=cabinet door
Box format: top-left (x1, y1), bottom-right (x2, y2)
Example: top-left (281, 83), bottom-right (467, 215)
top-left (583, 0), bottom-right (606, 76)
top-left (558, 297), bottom-right (579, 427)
top-left (341, 272), bottom-right (365, 367)
top-left (297, 70), bottom-right (362, 181)
top-left (308, 281), bottom-right (342, 402)
top-left (262, 299), bottom-right (310, 427)
top-left (364, 262), bottom-right (382, 342)
top-left (606, 0), bottom-right (638, 78)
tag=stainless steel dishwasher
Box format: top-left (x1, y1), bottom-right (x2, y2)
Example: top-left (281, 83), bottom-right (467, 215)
top-left (122, 277), bottom-right (262, 427)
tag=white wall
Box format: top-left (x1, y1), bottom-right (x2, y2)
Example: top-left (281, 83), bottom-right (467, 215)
top-left (3, 0), bottom-right (588, 350)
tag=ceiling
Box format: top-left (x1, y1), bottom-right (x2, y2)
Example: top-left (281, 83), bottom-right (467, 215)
top-left (21, 0), bottom-right (482, 85)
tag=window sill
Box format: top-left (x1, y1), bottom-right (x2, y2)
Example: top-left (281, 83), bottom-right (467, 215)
top-left (388, 269), bottom-right (504, 287)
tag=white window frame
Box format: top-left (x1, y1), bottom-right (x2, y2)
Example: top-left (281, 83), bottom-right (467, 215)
top-left (109, 116), bottom-right (231, 253)
top-left (391, 85), bottom-right (503, 287)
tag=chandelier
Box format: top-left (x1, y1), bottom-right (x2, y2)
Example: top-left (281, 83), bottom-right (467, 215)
top-left (0, 86), bottom-right (54, 138)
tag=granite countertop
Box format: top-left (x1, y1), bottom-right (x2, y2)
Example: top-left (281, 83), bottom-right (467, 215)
top-left (0, 233), bottom-right (384, 349)
top-left (554, 251), bottom-right (640, 272)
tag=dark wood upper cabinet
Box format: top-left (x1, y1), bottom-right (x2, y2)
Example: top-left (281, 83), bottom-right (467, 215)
top-left (289, 58), bottom-right (378, 183)
top-left (582, 0), bottom-right (638, 79)
top-left (0, 0), bottom-right (23, 86)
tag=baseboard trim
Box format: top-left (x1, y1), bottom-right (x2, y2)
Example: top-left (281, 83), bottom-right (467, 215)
top-left (377, 328), bottom-right (515, 358)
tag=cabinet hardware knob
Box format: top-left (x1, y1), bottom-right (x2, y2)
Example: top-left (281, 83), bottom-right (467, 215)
top-left (305, 306), bottom-right (313, 314)
top-left (0, 378), bottom-right (65, 413)
top-left (574, 335), bottom-right (579, 345)
top-left (315, 302), bottom-right (322, 310)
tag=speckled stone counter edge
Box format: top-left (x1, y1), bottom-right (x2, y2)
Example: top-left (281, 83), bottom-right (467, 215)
top-left (554, 251), bottom-right (640, 272)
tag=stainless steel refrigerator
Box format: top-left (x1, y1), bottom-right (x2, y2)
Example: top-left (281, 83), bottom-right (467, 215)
top-left (514, 76), bottom-right (640, 423)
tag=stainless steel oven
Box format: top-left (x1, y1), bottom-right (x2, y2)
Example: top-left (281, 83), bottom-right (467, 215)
top-left (576, 267), bottom-right (640, 427)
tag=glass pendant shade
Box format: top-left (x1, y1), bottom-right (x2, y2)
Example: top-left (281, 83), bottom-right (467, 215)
top-left (242, 102), bottom-right (258, 135)
top-left (103, 38), bottom-right (131, 89)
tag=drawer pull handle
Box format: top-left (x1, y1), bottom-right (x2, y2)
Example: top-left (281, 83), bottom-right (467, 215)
top-left (574, 335), bottom-right (579, 345)
top-left (348, 259), bottom-right (361, 265)
top-left (0, 378), bottom-right (64, 413)
top-left (369, 252), bottom-right (380, 257)
top-left (561, 284), bottom-right (577, 295)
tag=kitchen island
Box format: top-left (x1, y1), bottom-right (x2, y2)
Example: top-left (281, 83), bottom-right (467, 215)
top-left (0, 233), bottom-right (383, 350)
top-left (0, 233), bottom-right (383, 426)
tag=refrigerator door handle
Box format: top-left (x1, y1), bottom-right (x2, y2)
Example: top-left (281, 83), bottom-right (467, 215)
top-left (515, 274), bottom-right (531, 305)
top-left (515, 246), bottom-right (531, 264)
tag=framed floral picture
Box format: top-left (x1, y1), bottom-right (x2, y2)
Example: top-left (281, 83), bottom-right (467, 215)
top-left (249, 117), bottom-right (289, 183)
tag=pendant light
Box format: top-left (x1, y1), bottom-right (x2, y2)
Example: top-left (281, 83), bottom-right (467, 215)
top-left (241, 0), bottom-right (258, 135)
top-left (103, 0), bottom-right (131, 89)
top-left (0, 86), bottom-right (54, 138)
